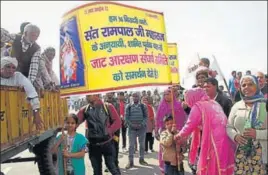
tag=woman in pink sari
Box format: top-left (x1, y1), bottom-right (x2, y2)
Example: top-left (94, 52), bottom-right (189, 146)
top-left (175, 88), bottom-right (235, 175)
top-left (155, 88), bottom-right (187, 174)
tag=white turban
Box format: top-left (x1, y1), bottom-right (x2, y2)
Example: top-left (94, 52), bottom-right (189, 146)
top-left (1, 56), bottom-right (18, 69)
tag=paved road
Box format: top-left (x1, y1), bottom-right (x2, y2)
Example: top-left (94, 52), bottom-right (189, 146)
top-left (1, 122), bottom-right (193, 175)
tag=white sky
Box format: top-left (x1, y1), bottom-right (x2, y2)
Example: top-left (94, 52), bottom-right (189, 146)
top-left (1, 1), bottom-right (267, 84)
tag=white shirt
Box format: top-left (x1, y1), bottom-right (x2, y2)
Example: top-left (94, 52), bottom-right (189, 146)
top-left (213, 93), bottom-right (219, 100)
top-left (1, 72), bottom-right (40, 110)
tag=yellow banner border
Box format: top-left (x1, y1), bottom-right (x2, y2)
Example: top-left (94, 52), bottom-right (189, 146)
top-left (168, 43), bottom-right (180, 85)
top-left (60, 1), bottom-right (171, 97)
top-left (60, 82), bottom-right (171, 97)
top-left (168, 43), bottom-right (177, 47)
top-left (63, 1), bottom-right (164, 17)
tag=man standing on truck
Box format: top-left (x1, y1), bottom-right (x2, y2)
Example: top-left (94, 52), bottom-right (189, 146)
top-left (77, 94), bottom-right (121, 175)
top-left (1, 24), bottom-right (41, 88)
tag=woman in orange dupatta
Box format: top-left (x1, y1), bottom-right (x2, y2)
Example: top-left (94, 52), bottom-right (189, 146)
top-left (175, 88), bottom-right (235, 175)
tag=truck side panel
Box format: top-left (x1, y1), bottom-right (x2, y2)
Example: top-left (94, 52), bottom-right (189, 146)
top-left (18, 90), bottom-right (33, 138)
top-left (8, 90), bottom-right (20, 144)
top-left (0, 86), bottom-right (68, 153)
top-left (1, 89), bottom-right (9, 149)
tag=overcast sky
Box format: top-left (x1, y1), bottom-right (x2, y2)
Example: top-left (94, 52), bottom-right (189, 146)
top-left (1, 1), bottom-right (267, 83)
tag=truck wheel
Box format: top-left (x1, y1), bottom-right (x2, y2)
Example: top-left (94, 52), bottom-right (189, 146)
top-left (33, 136), bottom-right (57, 175)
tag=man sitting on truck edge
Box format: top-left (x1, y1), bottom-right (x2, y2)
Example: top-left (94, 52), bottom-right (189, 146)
top-left (0, 56), bottom-right (43, 130)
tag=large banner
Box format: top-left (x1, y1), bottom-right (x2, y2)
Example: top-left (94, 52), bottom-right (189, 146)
top-left (168, 43), bottom-right (179, 84)
top-left (60, 2), bottom-right (171, 96)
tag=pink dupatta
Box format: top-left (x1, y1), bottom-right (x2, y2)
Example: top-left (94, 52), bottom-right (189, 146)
top-left (181, 88), bottom-right (235, 175)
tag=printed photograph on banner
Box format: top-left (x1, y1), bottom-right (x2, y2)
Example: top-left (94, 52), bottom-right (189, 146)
top-left (60, 16), bottom-right (85, 89)
top-left (168, 43), bottom-right (179, 84)
top-left (60, 2), bottom-right (171, 96)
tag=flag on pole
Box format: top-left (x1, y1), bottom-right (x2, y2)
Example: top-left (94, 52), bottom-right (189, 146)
top-left (210, 55), bottom-right (224, 81)
top-left (182, 53), bottom-right (200, 88)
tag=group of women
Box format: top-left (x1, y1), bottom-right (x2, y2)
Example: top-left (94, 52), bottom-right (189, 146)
top-left (155, 74), bottom-right (267, 175)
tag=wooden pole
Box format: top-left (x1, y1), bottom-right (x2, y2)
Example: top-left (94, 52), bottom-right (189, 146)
top-left (197, 52), bottom-right (201, 60)
top-left (170, 87), bottom-right (176, 122)
top-left (170, 87), bottom-right (182, 171)
top-left (168, 45), bottom-right (182, 171)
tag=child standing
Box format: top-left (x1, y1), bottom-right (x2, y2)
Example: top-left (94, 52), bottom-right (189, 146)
top-left (160, 115), bottom-right (184, 175)
top-left (51, 114), bottom-right (88, 175)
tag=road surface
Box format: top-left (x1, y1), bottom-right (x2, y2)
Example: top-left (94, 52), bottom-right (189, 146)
top-left (1, 122), bottom-right (192, 175)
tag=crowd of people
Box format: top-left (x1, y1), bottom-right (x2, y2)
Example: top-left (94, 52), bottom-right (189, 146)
top-left (55, 67), bottom-right (267, 175)
top-left (1, 22), bottom-right (267, 175)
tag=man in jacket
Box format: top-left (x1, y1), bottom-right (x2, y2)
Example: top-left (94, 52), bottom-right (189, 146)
top-left (125, 92), bottom-right (148, 169)
top-left (256, 71), bottom-right (268, 97)
top-left (204, 77), bottom-right (233, 117)
top-left (77, 94), bottom-right (121, 175)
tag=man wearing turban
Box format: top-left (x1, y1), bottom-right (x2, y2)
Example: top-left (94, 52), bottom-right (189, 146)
top-left (0, 56), bottom-right (43, 130)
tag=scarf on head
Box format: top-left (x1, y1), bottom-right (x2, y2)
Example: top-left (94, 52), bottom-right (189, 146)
top-left (195, 66), bottom-right (209, 79)
top-left (156, 88), bottom-right (186, 131)
top-left (239, 75), bottom-right (266, 156)
top-left (240, 75), bottom-right (266, 127)
top-left (240, 75), bottom-right (265, 103)
top-left (184, 88), bottom-right (210, 108)
top-left (184, 88), bottom-right (210, 164)
top-left (1, 56), bottom-right (18, 69)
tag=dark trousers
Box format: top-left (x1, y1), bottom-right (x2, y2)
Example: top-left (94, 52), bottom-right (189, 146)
top-left (121, 124), bottom-right (127, 148)
top-left (113, 140), bottom-right (119, 167)
top-left (145, 132), bottom-right (154, 151)
top-left (67, 171), bottom-right (74, 175)
top-left (88, 141), bottom-right (121, 175)
top-left (164, 161), bottom-right (184, 175)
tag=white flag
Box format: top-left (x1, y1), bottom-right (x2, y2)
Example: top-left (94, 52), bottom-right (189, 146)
top-left (184, 54), bottom-right (200, 78)
top-left (210, 55), bottom-right (224, 81)
top-left (182, 53), bottom-right (200, 88)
